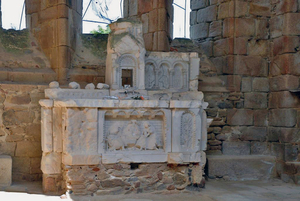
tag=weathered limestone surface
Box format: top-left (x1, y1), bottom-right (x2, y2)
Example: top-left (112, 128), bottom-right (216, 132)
top-left (0, 155), bottom-right (12, 187)
top-left (207, 155), bottom-right (276, 180)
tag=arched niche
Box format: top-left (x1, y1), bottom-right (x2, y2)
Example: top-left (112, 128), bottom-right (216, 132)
top-left (118, 54), bottom-right (137, 88)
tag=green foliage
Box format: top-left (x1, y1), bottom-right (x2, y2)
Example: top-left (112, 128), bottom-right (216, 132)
top-left (90, 25), bottom-right (111, 35)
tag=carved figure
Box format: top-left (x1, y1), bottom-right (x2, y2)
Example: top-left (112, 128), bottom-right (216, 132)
top-left (145, 64), bottom-right (155, 89)
top-left (121, 120), bottom-right (141, 148)
top-left (107, 125), bottom-right (124, 151)
top-left (136, 122), bottom-right (157, 150)
top-left (158, 64), bottom-right (169, 89)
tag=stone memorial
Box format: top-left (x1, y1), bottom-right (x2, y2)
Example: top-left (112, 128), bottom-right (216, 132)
top-left (39, 19), bottom-right (208, 195)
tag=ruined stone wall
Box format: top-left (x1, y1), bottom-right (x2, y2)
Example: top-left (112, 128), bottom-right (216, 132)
top-left (124, 0), bottom-right (173, 51)
top-left (0, 84), bottom-right (47, 181)
top-left (63, 163), bottom-right (203, 195)
top-left (189, 0), bottom-right (300, 183)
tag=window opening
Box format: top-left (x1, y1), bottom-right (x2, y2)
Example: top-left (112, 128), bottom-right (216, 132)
top-left (122, 69), bottom-right (133, 87)
top-left (82, 0), bottom-right (123, 34)
top-left (173, 0), bottom-right (190, 38)
top-left (1, 0), bottom-right (26, 30)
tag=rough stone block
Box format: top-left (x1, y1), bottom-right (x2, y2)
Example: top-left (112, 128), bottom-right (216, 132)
top-left (252, 78), bottom-right (269, 92)
top-left (191, 0), bottom-right (207, 10)
top-left (223, 18), bottom-right (234, 38)
top-left (0, 142), bottom-right (16, 156)
top-left (219, 75), bottom-right (241, 92)
top-left (248, 40), bottom-right (270, 57)
top-left (190, 23), bottom-right (209, 39)
top-left (283, 13), bottom-right (300, 35)
top-left (235, 18), bottom-right (255, 37)
top-left (239, 127), bottom-right (267, 141)
top-left (244, 93), bottom-right (268, 109)
top-left (144, 33), bottom-right (153, 51)
top-left (207, 155), bottom-right (276, 180)
top-left (269, 75), bottom-right (299, 91)
top-left (234, 37), bottom-right (247, 55)
top-left (285, 144), bottom-right (299, 162)
top-left (149, 9), bottom-right (158, 33)
top-left (256, 18), bottom-right (269, 39)
top-left (270, 53), bottom-right (300, 76)
top-left (41, 152), bottom-right (62, 174)
top-left (276, 128), bottom-right (300, 143)
top-left (158, 8), bottom-right (167, 31)
top-left (241, 77), bottom-right (252, 92)
top-left (198, 40), bottom-right (213, 57)
top-left (138, 0), bottom-right (153, 14)
top-left (190, 11), bottom-right (197, 25)
top-left (235, 56), bottom-right (268, 77)
top-left (213, 38), bottom-right (234, 56)
top-left (218, 2), bottom-right (234, 19)
top-left (254, 110), bottom-right (268, 127)
top-left (157, 31), bottom-right (169, 51)
top-left (273, 36), bottom-right (299, 56)
top-left (269, 109), bottom-right (297, 127)
top-left (276, 0), bottom-right (297, 14)
top-left (269, 91), bottom-right (300, 108)
top-left (249, 3), bottom-right (271, 16)
top-left (251, 142), bottom-right (271, 155)
top-left (270, 142), bottom-right (285, 160)
top-left (0, 155), bottom-right (12, 187)
top-left (15, 141), bottom-right (42, 157)
top-left (12, 157), bottom-right (30, 174)
top-left (197, 5), bottom-right (217, 23)
top-left (223, 141), bottom-right (251, 155)
top-left (270, 15), bottom-right (283, 38)
top-left (209, 21), bottom-right (222, 37)
top-left (227, 109), bottom-right (253, 126)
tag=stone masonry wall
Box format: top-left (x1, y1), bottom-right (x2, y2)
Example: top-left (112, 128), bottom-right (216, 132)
top-left (0, 84), bottom-right (47, 181)
top-left (124, 0), bottom-right (173, 51)
top-left (190, 0), bottom-right (300, 183)
top-left (64, 163), bottom-right (204, 196)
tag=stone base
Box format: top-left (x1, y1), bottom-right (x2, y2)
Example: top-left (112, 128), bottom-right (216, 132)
top-left (0, 155), bottom-right (12, 188)
top-left (207, 155), bottom-right (276, 181)
top-left (64, 162), bottom-right (205, 195)
top-left (43, 174), bottom-right (64, 195)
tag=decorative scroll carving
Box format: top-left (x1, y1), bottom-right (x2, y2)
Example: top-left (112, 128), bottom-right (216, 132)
top-left (158, 64), bottom-right (169, 89)
top-left (180, 112), bottom-right (195, 149)
top-left (145, 63), bottom-right (156, 89)
top-left (173, 64), bottom-right (183, 89)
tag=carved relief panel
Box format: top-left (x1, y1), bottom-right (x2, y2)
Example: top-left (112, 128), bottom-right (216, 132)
top-left (171, 109), bottom-right (202, 153)
top-left (98, 109), bottom-right (172, 164)
top-left (145, 60), bottom-right (188, 91)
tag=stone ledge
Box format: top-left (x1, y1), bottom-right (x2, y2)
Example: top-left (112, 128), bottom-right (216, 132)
top-left (207, 155), bottom-right (276, 181)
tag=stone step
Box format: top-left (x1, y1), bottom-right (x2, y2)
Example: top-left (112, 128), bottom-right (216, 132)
top-left (207, 155), bottom-right (276, 181)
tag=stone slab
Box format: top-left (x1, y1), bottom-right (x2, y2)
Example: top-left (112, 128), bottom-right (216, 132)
top-left (0, 155), bottom-right (12, 187)
top-left (102, 153), bottom-right (168, 164)
top-left (54, 100), bottom-right (170, 108)
top-left (207, 155), bottom-right (276, 180)
top-left (167, 152), bottom-right (201, 164)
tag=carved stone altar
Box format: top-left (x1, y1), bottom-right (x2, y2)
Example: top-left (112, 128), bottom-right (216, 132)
top-left (40, 19), bottom-right (208, 195)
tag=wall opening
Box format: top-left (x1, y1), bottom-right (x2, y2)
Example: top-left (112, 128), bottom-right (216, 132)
top-left (1, 0), bottom-right (26, 30)
top-left (122, 69), bottom-right (133, 87)
top-left (82, 0), bottom-right (123, 34)
top-left (173, 0), bottom-right (190, 38)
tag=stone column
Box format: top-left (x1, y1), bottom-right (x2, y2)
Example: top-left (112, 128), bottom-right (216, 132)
top-left (26, 0), bottom-right (82, 83)
top-left (124, 0), bottom-right (173, 51)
